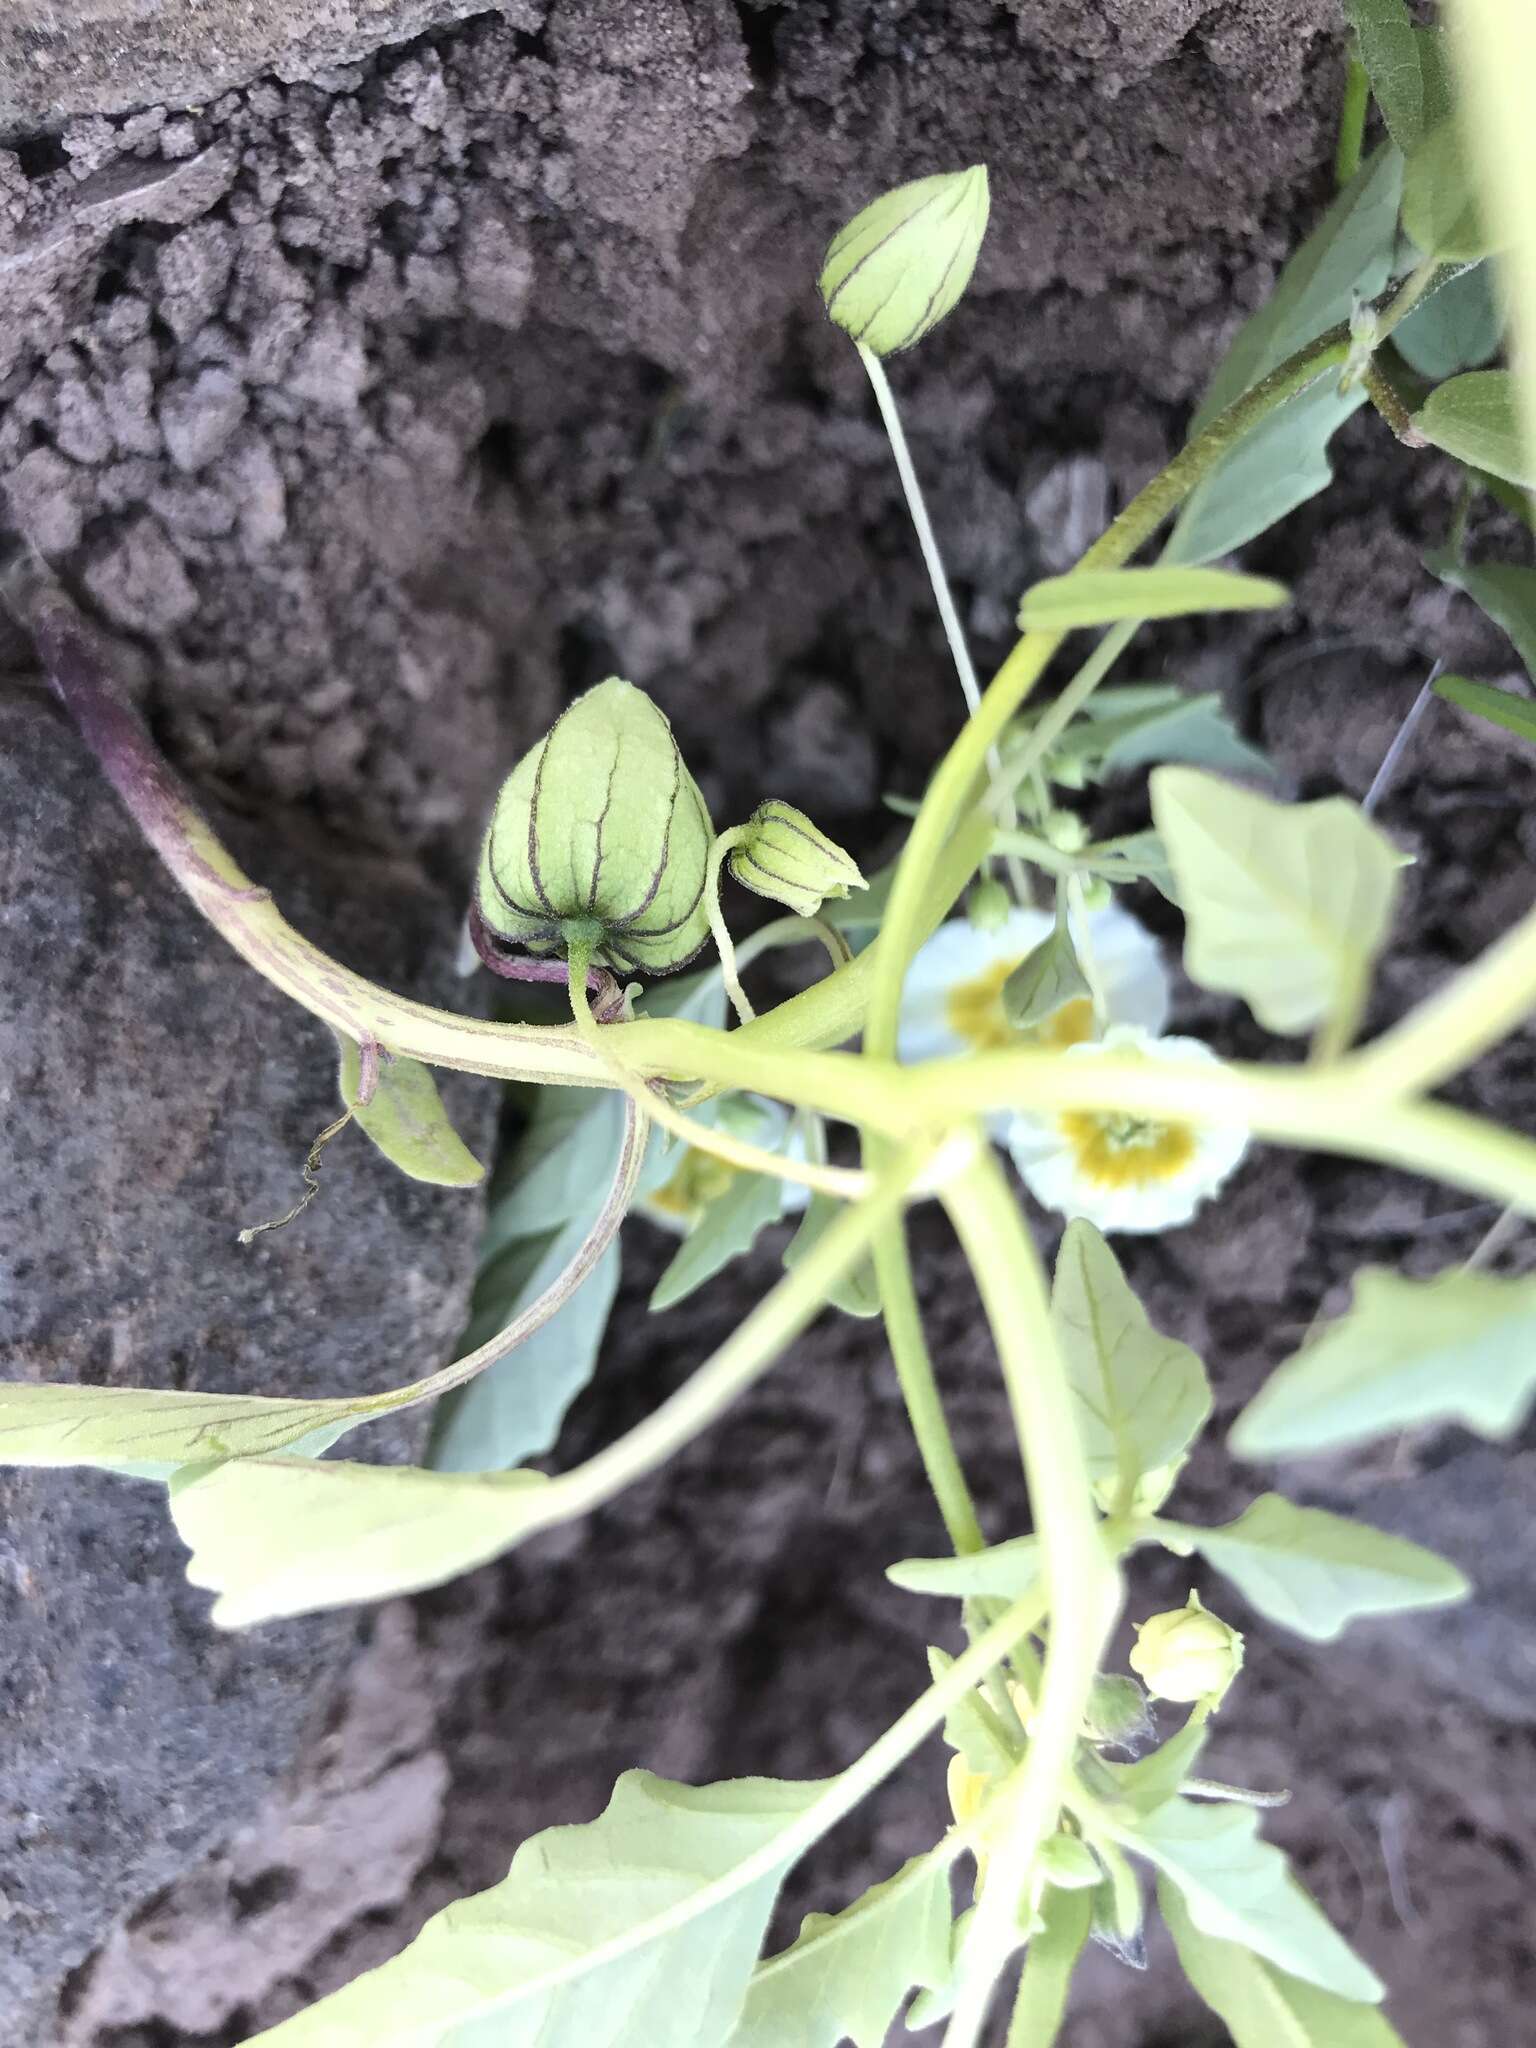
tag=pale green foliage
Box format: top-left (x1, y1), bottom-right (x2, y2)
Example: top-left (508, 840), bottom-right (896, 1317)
top-left (1166, 144), bottom-right (1402, 563)
top-left (1342, 0), bottom-right (1424, 154)
top-left (725, 1854), bottom-right (953, 2047)
top-left (727, 800), bottom-right (866, 919)
top-left (1161, 1881), bottom-right (1409, 2046)
top-left (1233, 1267), bottom-right (1536, 1455)
top-left (0, 1378), bottom-right (360, 1480)
top-left (170, 1456), bottom-right (553, 1627)
top-left (1078, 828), bottom-right (1181, 903)
top-left (1414, 371), bottom-right (1536, 489)
top-left (248, 1770), bottom-right (822, 2047)
top-left (1037, 1833), bottom-right (1101, 1889)
top-left (1122, 1798), bottom-right (1383, 2001)
top-left (337, 1037), bottom-right (484, 1186)
top-left (1394, 262), bottom-right (1503, 379)
top-left (1103, 1716), bottom-right (1208, 1817)
top-left (1402, 122), bottom-right (1493, 262)
top-left (819, 167), bottom-right (989, 356)
top-left (1162, 1495), bottom-right (1468, 1643)
top-left (1017, 566), bottom-right (1287, 631)
top-left (1065, 684), bottom-right (1273, 783)
top-left (1007, 1887), bottom-right (1092, 2048)
top-left (1151, 768), bottom-right (1402, 1035)
top-left (1002, 917), bottom-right (1091, 1030)
top-left (476, 676), bottom-right (715, 975)
top-left (1051, 1221), bottom-right (1211, 1507)
top-left (1433, 672), bottom-right (1536, 746)
top-left (885, 1535), bottom-right (1039, 1601)
top-left (432, 1212), bottom-right (620, 1471)
top-left (1425, 551), bottom-right (1536, 683)
top-left (651, 1168), bottom-right (785, 1311)
top-left (783, 1193), bottom-right (882, 1317)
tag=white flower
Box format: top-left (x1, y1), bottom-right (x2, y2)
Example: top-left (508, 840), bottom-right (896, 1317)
top-left (1007, 1025), bottom-right (1249, 1234)
top-left (897, 901), bottom-right (1169, 1085)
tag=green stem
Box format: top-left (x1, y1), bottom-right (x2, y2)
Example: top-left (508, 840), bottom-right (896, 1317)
top-left (567, 942), bottom-right (869, 1200)
top-left (1351, 895), bottom-right (1536, 1101)
top-left (535, 1136), bottom-right (954, 1533)
top-left (858, 344), bottom-right (1028, 899)
top-left (706, 829), bottom-right (755, 1025)
top-left (939, 1147), bottom-right (1121, 2048)
top-left (1335, 49), bottom-right (1369, 189)
top-left (866, 321), bottom-right (1356, 1065)
top-left (1363, 355), bottom-right (1424, 444)
top-left (871, 1218), bottom-right (987, 1557)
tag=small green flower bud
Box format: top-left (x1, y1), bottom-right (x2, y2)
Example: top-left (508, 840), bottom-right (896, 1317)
top-left (819, 167), bottom-right (990, 356)
top-left (1078, 875), bottom-right (1113, 913)
top-left (967, 877), bottom-right (1012, 933)
top-left (476, 677), bottom-right (714, 976)
top-left (1128, 1592), bottom-right (1244, 1709)
top-left (1042, 809), bottom-right (1090, 853)
top-left (1091, 1457), bottom-right (1185, 1520)
top-left (727, 801), bottom-right (867, 920)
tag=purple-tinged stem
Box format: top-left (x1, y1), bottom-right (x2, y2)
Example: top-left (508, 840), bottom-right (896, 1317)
top-left (3, 557), bottom-right (598, 1088)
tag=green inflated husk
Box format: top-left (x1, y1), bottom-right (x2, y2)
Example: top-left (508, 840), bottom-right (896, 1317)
top-left (476, 677), bottom-right (715, 975)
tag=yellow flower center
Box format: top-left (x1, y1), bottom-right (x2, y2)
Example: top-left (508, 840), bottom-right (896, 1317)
top-left (945, 960), bottom-right (1096, 1053)
top-left (1058, 1109), bottom-right (1197, 1188)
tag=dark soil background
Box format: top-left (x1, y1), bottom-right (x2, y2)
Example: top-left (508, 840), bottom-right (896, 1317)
top-left (3, 2), bottom-right (1535, 2043)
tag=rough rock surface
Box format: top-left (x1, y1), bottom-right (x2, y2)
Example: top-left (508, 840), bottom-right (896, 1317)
top-left (0, 694), bottom-right (495, 2036)
top-left (2, 0), bottom-right (1535, 2044)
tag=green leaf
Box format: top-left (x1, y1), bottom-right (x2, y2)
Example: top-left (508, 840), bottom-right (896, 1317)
top-left (929, 1646), bottom-right (1016, 1778)
top-left (336, 1038), bottom-right (484, 1187)
top-left (170, 1457), bottom-right (558, 1627)
top-left (430, 1081), bottom-right (642, 1471)
top-left (1102, 1717), bottom-right (1209, 1817)
top-left (1414, 371), bottom-right (1536, 490)
top-left (1432, 673), bottom-right (1536, 746)
top-left (1401, 121), bottom-right (1493, 263)
top-left (1232, 1267), bottom-right (1536, 1456)
top-left (725, 1855), bottom-right (953, 2048)
top-left (1164, 381), bottom-right (1370, 567)
top-left (1161, 1879), bottom-right (1409, 2046)
top-left (1080, 829), bottom-right (1181, 905)
top-left (1195, 147), bottom-right (1404, 430)
top-left (1123, 1799), bottom-right (1383, 2002)
top-left (428, 1222), bottom-right (621, 1472)
top-left (1415, 27), bottom-right (1453, 132)
top-left (783, 1193), bottom-right (881, 1318)
top-left (886, 1535), bottom-right (1040, 1602)
top-left (1162, 1495), bottom-right (1468, 1644)
top-left (481, 1086), bottom-right (629, 1253)
top-left (650, 1168), bottom-right (786, 1312)
top-left (1050, 685), bottom-right (1269, 782)
top-left (1342, 0), bottom-right (1422, 152)
top-left (1007, 1886), bottom-right (1092, 2048)
top-left (1150, 768), bottom-right (1402, 1035)
top-left (1002, 919), bottom-right (1091, 1031)
top-left (247, 1769), bottom-right (823, 2047)
top-left (1424, 550), bottom-right (1536, 682)
top-left (1051, 1221), bottom-right (1211, 1503)
top-left (1168, 145), bottom-right (1401, 560)
top-left (1039, 1833), bottom-right (1102, 1891)
top-left (1018, 568), bottom-right (1287, 633)
top-left (0, 1380), bottom-right (362, 1481)
top-left (1394, 263), bottom-right (1503, 380)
